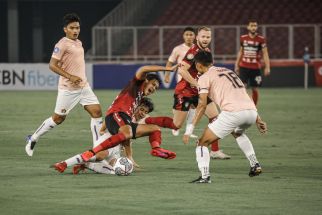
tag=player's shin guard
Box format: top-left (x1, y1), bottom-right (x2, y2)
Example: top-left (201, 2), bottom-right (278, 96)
top-left (90, 117), bottom-right (103, 143)
top-left (92, 132), bottom-right (127, 154)
top-left (236, 134), bottom-right (259, 167)
top-left (31, 117), bottom-right (57, 141)
top-left (145, 117), bottom-right (179, 130)
top-left (149, 130), bottom-right (161, 148)
top-left (196, 146), bottom-right (210, 179)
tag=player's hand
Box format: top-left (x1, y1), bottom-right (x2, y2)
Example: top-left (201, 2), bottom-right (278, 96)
top-left (256, 119), bottom-right (268, 134)
top-left (264, 67), bottom-right (270, 76)
top-left (170, 64), bottom-right (179, 71)
top-left (164, 74), bottom-right (170, 83)
top-left (182, 134), bottom-right (190, 144)
top-left (69, 75), bottom-right (82, 85)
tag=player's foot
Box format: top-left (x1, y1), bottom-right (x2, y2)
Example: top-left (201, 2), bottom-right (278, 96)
top-left (210, 150), bottom-right (231, 159)
top-left (81, 150), bottom-right (95, 162)
top-left (190, 134), bottom-right (198, 139)
top-left (72, 164), bottom-right (86, 175)
top-left (190, 176), bottom-right (211, 184)
top-left (172, 129), bottom-right (179, 136)
top-left (50, 161), bottom-right (67, 173)
top-left (249, 163), bottom-right (262, 177)
top-left (150, 147), bottom-right (176, 159)
top-left (25, 135), bottom-right (37, 157)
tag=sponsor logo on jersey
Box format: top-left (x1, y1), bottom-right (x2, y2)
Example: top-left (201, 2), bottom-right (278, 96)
top-left (187, 53), bottom-right (194, 60)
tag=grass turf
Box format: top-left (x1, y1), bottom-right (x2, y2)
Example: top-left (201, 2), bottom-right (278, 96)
top-left (0, 88), bottom-right (322, 215)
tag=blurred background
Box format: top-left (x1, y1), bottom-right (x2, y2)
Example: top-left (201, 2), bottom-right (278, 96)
top-left (1, 0), bottom-right (322, 89)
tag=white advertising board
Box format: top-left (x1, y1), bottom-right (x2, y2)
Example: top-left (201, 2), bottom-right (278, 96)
top-left (0, 63), bottom-right (93, 90)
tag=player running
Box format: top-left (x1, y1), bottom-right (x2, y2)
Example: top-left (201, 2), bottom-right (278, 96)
top-left (52, 64), bottom-right (179, 173)
top-left (174, 26), bottom-right (230, 159)
top-left (25, 13), bottom-right (103, 156)
top-left (164, 27), bottom-right (198, 138)
top-left (235, 20), bottom-right (270, 106)
top-left (183, 51), bottom-right (267, 183)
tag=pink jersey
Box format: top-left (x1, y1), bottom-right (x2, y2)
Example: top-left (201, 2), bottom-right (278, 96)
top-left (51, 37), bottom-right (89, 90)
top-left (168, 43), bottom-right (191, 82)
top-left (198, 66), bottom-right (257, 112)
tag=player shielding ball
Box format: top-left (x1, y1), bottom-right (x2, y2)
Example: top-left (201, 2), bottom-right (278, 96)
top-left (184, 51), bottom-right (268, 183)
top-left (52, 64), bottom-right (179, 173)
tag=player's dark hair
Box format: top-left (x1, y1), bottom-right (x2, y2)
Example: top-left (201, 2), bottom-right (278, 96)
top-left (248, 19), bottom-right (257, 24)
top-left (194, 51), bottom-right (213, 66)
top-left (63, 13), bottom-right (81, 27)
top-left (140, 97), bottom-right (154, 113)
top-left (183, 27), bottom-right (195, 34)
top-left (146, 73), bottom-right (161, 85)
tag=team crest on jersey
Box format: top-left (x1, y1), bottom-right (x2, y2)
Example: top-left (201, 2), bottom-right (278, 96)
top-left (187, 53), bottom-right (194, 60)
top-left (53, 47), bottom-right (60, 53)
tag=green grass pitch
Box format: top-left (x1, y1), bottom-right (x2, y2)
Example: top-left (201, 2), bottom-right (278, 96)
top-left (1, 88), bottom-right (322, 215)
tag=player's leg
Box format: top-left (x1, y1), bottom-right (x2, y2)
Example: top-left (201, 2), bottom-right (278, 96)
top-left (136, 124), bottom-right (176, 159)
top-left (204, 102), bottom-right (231, 159)
top-left (190, 128), bottom-right (218, 184)
top-left (232, 110), bottom-right (262, 176)
top-left (81, 87), bottom-right (103, 144)
top-left (184, 108), bottom-right (198, 138)
top-left (249, 69), bottom-right (262, 106)
top-left (171, 94), bottom-right (190, 136)
top-left (25, 89), bottom-right (81, 156)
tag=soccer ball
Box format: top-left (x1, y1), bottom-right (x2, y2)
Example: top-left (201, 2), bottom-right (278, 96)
top-left (113, 157), bottom-right (134, 176)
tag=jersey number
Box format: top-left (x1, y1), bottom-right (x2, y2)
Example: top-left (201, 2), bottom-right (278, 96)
top-left (219, 72), bottom-right (244, 88)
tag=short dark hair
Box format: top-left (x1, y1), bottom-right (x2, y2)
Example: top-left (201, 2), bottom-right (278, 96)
top-left (194, 51), bottom-right (213, 66)
top-left (63, 13), bottom-right (81, 27)
top-left (146, 73), bottom-right (161, 85)
top-left (140, 97), bottom-right (154, 113)
top-left (248, 19), bottom-right (258, 24)
top-left (183, 27), bottom-right (195, 34)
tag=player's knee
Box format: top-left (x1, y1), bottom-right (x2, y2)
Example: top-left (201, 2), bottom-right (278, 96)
top-left (95, 151), bottom-right (108, 161)
top-left (52, 114), bottom-right (66, 125)
top-left (91, 109), bottom-right (102, 118)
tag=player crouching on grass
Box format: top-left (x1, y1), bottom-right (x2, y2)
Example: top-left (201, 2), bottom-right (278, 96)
top-left (183, 51), bottom-right (268, 183)
top-left (52, 64), bottom-right (180, 173)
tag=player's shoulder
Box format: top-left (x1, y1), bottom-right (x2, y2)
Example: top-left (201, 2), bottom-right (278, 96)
top-left (240, 34), bottom-right (249, 39)
top-left (256, 34), bottom-right (266, 41)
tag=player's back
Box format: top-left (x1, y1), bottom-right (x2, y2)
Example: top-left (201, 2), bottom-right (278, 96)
top-left (199, 66), bottom-right (256, 112)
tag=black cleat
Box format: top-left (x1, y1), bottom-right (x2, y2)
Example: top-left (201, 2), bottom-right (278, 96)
top-left (249, 163), bottom-right (262, 177)
top-left (190, 176), bottom-right (211, 184)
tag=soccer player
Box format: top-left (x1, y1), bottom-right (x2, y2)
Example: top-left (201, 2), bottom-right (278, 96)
top-left (183, 51), bottom-right (268, 183)
top-left (173, 26), bottom-right (230, 159)
top-left (52, 64), bottom-right (179, 173)
top-left (164, 27), bottom-right (198, 139)
top-left (235, 20), bottom-right (270, 106)
top-left (72, 97), bottom-right (155, 175)
top-left (25, 13), bottom-right (102, 157)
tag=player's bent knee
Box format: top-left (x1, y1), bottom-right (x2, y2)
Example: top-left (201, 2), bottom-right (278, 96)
top-left (52, 114), bottom-right (66, 125)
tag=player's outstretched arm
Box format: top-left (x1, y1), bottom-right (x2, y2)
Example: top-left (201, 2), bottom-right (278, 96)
top-left (122, 140), bottom-right (140, 168)
top-left (135, 65), bottom-right (178, 80)
top-left (183, 93), bottom-right (208, 144)
top-left (178, 61), bottom-right (198, 87)
top-left (164, 61), bottom-right (174, 83)
top-left (49, 57), bottom-right (82, 85)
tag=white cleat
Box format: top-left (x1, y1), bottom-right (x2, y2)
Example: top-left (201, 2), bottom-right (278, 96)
top-left (190, 134), bottom-right (198, 139)
top-left (25, 135), bottom-right (37, 157)
top-left (210, 150), bottom-right (231, 160)
top-left (172, 129), bottom-right (180, 136)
